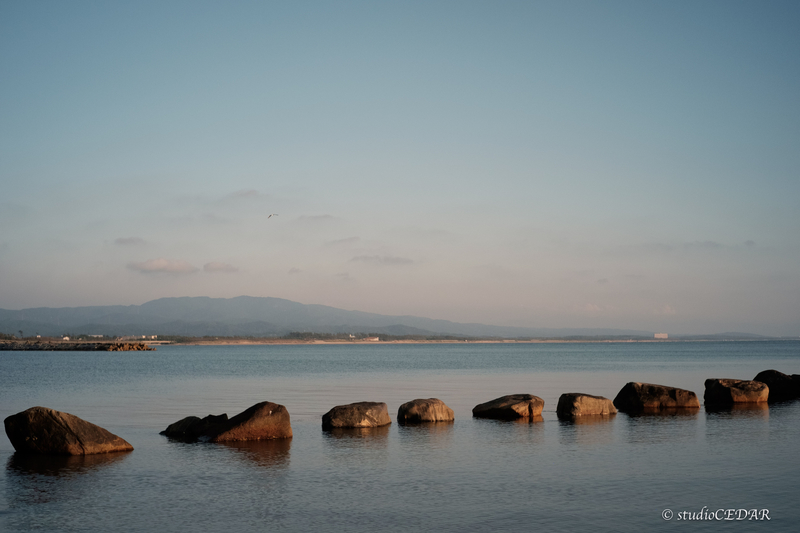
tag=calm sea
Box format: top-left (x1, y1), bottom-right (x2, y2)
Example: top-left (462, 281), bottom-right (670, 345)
top-left (1, 341), bottom-right (799, 532)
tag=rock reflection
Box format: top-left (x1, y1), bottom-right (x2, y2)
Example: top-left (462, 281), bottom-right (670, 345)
top-left (558, 415), bottom-right (615, 447)
top-left (622, 409), bottom-right (699, 444)
top-left (322, 425), bottom-right (390, 450)
top-left (624, 408), bottom-right (700, 420)
top-left (473, 415), bottom-right (544, 426)
top-left (705, 402), bottom-right (769, 419)
top-left (7, 452), bottom-right (128, 477)
top-left (397, 421), bottom-right (454, 450)
top-left (473, 416), bottom-right (545, 447)
top-left (5, 452), bottom-right (129, 506)
top-left (218, 439), bottom-right (291, 469)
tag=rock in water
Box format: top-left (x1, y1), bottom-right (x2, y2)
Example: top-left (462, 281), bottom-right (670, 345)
top-left (4, 406), bottom-right (134, 455)
top-left (397, 398), bottom-right (454, 423)
top-left (322, 402), bottom-right (391, 429)
top-left (161, 402), bottom-right (292, 442)
top-left (472, 394), bottom-right (544, 419)
top-left (161, 414), bottom-right (229, 441)
top-left (753, 370), bottom-right (800, 402)
top-left (704, 379), bottom-right (769, 406)
top-left (212, 402), bottom-right (292, 442)
top-left (556, 393), bottom-right (617, 418)
top-left (613, 382), bottom-right (700, 413)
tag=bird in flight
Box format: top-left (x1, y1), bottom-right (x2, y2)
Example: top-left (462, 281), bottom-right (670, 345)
top-left (268, 214), bottom-right (278, 219)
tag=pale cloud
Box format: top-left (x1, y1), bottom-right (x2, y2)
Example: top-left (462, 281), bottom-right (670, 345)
top-left (203, 262), bottom-right (238, 273)
top-left (200, 213), bottom-right (232, 224)
top-left (324, 236), bottom-right (360, 247)
top-left (574, 303), bottom-right (617, 315)
top-left (288, 267), bottom-right (302, 275)
top-left (229, 189), bottom-right (260, 199)
top-left (597, 278), bottom-right (609, 285)
top-left (127, 258), bottom-right (198, 274)
top-left (653, 305), bottom-right (677, 315)
top-left (350, 255), bottom-right (414, 266)
top-left (220, 189), bottom-right (268, 204)
top-left (613, 240), bottom-right (750, 257)
top-left (683, 241), bottom-right (722, 250)
top-left (114, 237), bottom-right (145, 246)
top-left (336, 272), bottom-right (354, 282)
top-left (173, 189), bottom-right (268, 209)
top-left (297, 214), bottom-right (340, 223)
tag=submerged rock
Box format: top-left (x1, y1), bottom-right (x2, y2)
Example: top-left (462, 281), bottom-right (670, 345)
top-left (613, 382), bottom-right (700, 413)
top-left (322, 402), bottom-right (391, 429)
top-left (161, 401), bottom-right (292, 442)
top-left (557, 393), bottom-right (617, 418)
top-left (397, 398), bottom-right (454, 423)
top-left (753, 370), bottom-right (800, 402)
top-left (4, 406), bottom-right (134, 456)
top-left (704, 379), bottom-right (769, 406)
top-left (472, 394), bottom-right (544, 420)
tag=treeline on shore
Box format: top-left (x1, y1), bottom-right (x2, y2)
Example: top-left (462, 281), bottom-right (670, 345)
top-left (1, 331), bottom-right (788, 345)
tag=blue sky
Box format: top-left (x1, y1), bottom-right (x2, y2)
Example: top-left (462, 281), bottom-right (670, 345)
top-left (1, 1), bottom-right (798, 335)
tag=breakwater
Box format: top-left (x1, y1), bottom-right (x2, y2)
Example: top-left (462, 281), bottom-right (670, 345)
top-left (0, 341), bottom-right (155, 351)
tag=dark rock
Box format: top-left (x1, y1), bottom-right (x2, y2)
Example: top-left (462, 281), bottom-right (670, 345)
top-left (160, 414), bottom-right (229, 441)
top-left (613, 382), bottom-right (700, 413)
top-left (704, 379), bottom-right (769, 406)
top-left (4, 406), bottom-right (134, 456)
top-left (322, 402), bottom-right (391, 429)
top-left (161, 402), bottom-right (292, 443)
top-left (472, 394), bottom-right (544, 420)
top-left (557, 393), bottom-right (616, 418)
top-left (753, 370), bottom-right (800, 402)
top-left (397, 398), bottom-right (454, 423)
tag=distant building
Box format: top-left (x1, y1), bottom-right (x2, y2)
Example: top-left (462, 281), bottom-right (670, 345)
top-left (365, 337), bottom-right (380, 342)
top-left (62, 336), bottom-right (70, 341)
top-left (654, 333), bottom-right (668, 339)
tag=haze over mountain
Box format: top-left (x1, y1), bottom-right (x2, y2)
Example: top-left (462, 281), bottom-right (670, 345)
top-left (0, 296), bottom-right (664, 338)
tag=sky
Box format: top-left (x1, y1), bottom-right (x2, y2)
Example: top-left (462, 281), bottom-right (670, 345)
top-left (1, 1), bottom-right (799, 336)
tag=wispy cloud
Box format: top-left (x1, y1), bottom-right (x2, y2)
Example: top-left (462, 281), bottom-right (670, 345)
top-left (114, 237), bottom-right (145, 246)
top-left (219, 189), bottom-right (269, 205)
top-left (229, 189), bottom-right (260, 199)
top-left (200, 213), bottom-right (233, 224)
top-left (127, 258), bottom-right (198, 274)
top-left (350, 255), bottom-right (414, 266)
top-left (574, 303), bottom-right (616, 315)
top-left (336, 272), bottom-right (354, 282)
top-left (324, 236), bottom-right (360, 247)
top-left (203, 262), bottom-right (238, 273)
top-left (297, 214), bottom-right (340, 223)
top-left (288, 267), bottom-right (302, 275)
top-left (653, 305), bottom-right (677, 315)
top-left (683, 241), bottom-right (722, 250)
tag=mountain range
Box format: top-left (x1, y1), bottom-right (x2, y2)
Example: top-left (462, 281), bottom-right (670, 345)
top-left (0, 296), bottom-right (662, 338)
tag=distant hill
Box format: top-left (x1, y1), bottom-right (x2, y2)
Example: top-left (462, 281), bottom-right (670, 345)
top-left (0, 295), bottom-right (656, 338)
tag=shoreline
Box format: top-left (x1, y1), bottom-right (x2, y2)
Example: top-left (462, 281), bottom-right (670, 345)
top-left (174, 338), bottom-right (776, 346)
top-left (2, 338), bottom-right (791, 350)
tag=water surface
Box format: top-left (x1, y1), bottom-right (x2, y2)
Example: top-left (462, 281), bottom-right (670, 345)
top-left (1, 341), bottom-right (798, 532)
